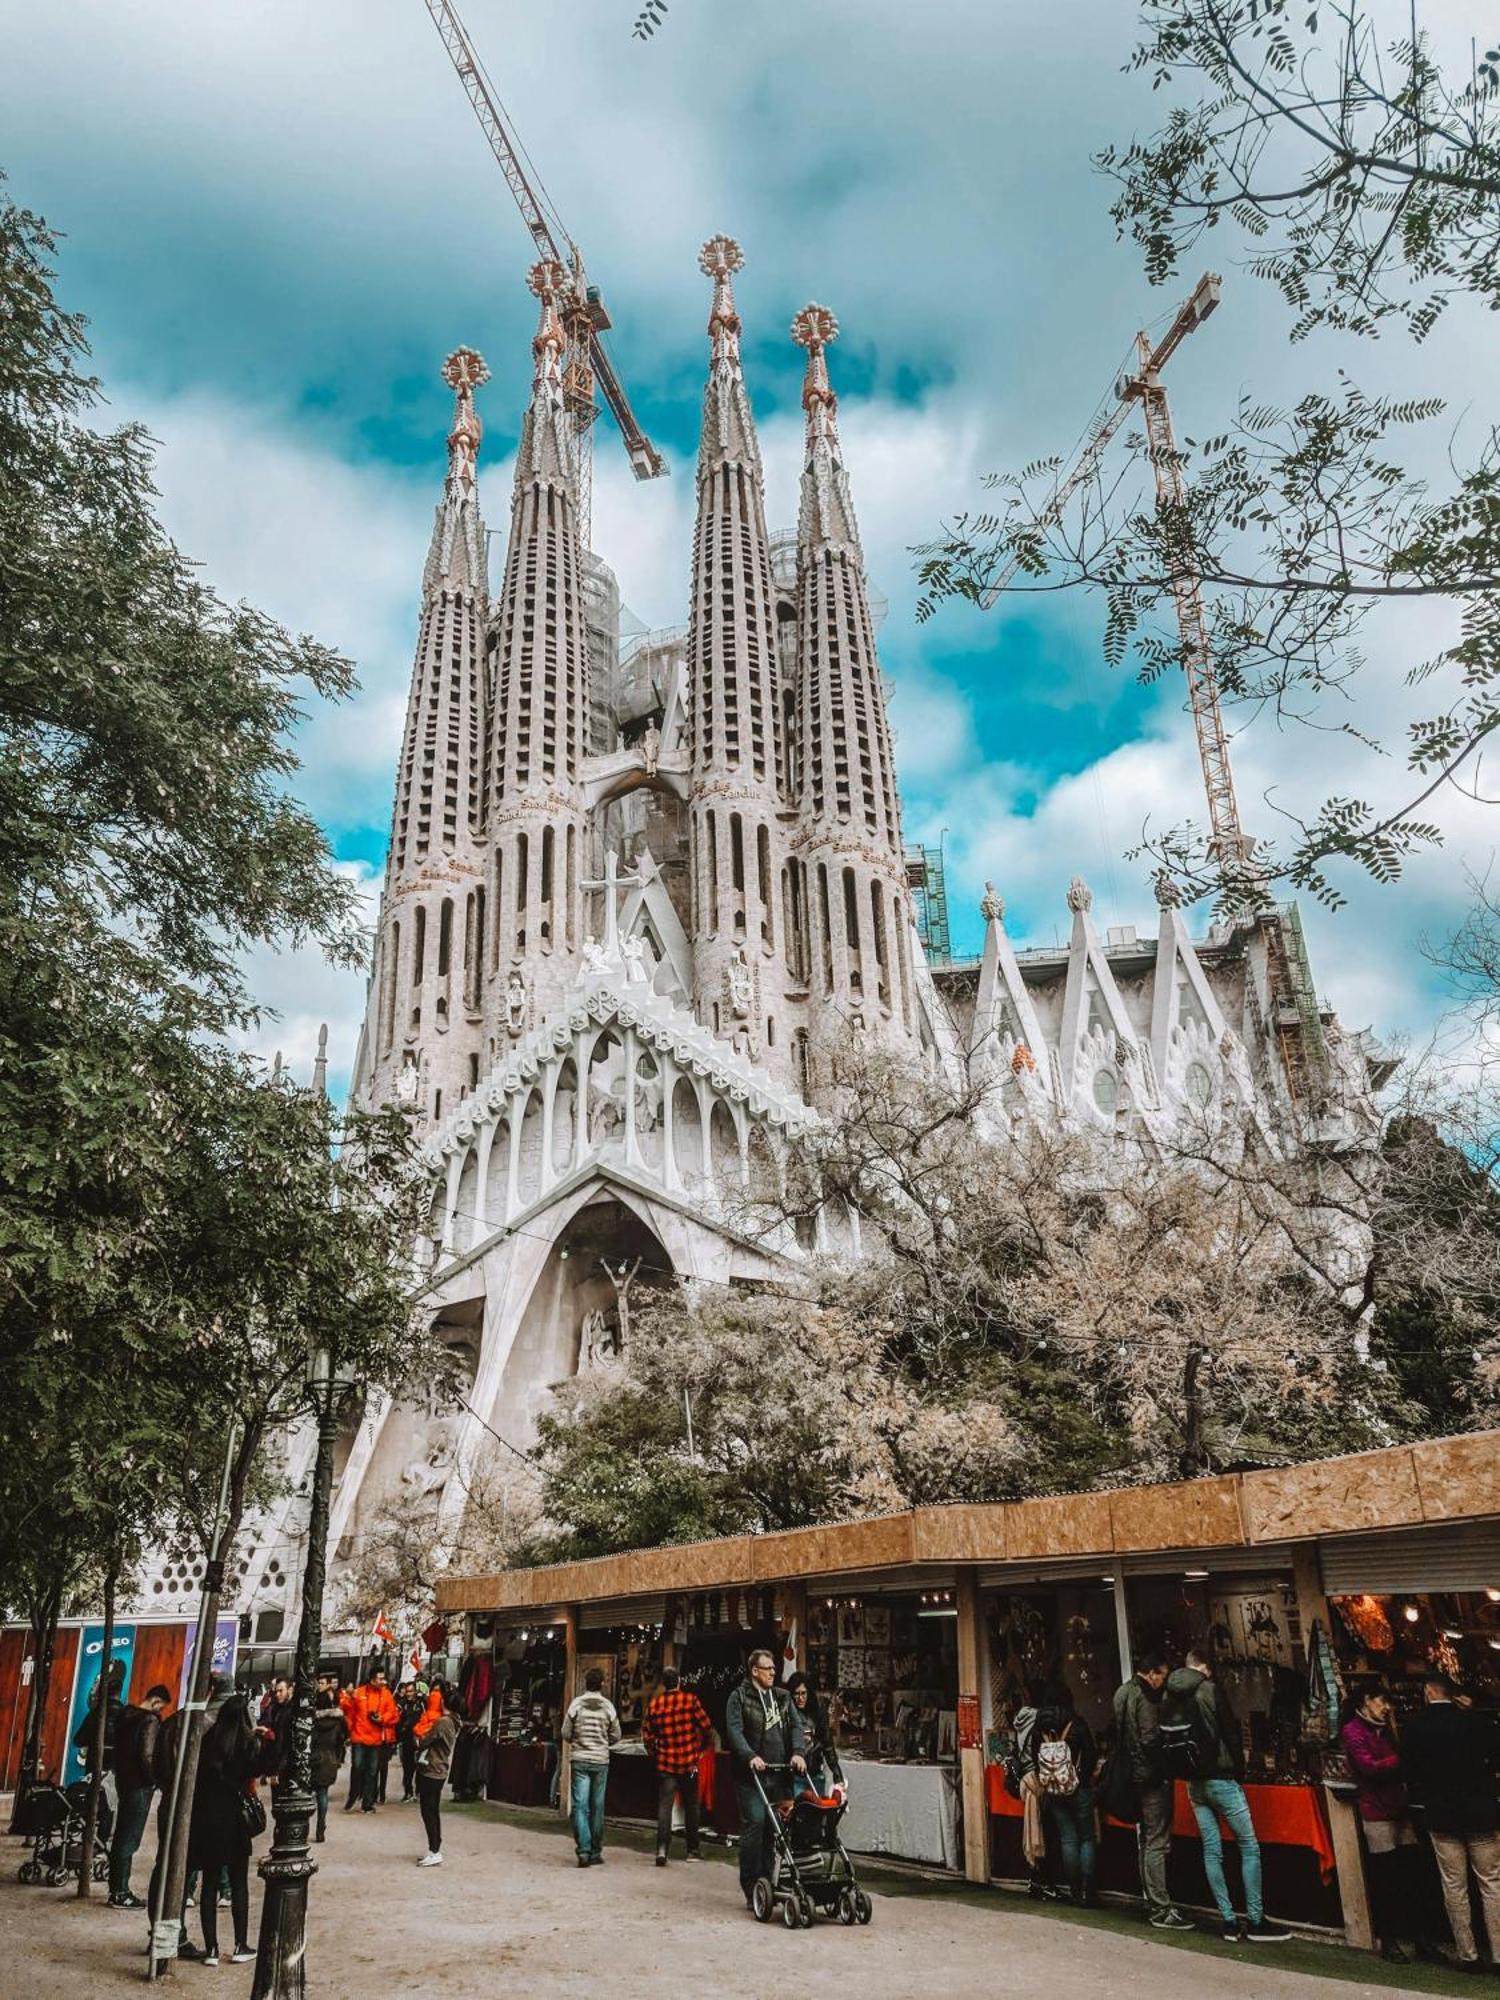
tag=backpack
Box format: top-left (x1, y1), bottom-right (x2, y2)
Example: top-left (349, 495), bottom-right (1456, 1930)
top-left (1036, 1725), bottom-right (1079, 1796)
top-left (1158, 1684), bottom-right (1217, 1779)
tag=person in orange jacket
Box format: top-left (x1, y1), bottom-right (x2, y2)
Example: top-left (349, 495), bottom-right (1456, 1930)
top-left (339, 1668), bottom-right (400, 1814)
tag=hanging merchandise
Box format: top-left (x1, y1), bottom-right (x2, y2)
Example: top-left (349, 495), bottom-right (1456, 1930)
top-left (1336, 1593), bottom-right (1396, 1653)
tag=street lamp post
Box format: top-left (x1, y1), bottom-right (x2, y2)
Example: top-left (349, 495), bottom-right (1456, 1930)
top-left (250, 1346), bottom-right (354, 2000)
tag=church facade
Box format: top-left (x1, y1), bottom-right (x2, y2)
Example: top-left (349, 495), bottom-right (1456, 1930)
top-left (130, 241), bottom-right (1389, 1651)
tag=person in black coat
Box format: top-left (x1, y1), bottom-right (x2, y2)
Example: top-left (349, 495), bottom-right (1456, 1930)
top-left (1401, 1673), bottom-right (1500, 1971)
top-left (786, 1673), bottom-right (843, 1792)
top-left (310, 1688), bottom-right (349, 1843)
top-left (187, 1693), bottom-right (271, 1966)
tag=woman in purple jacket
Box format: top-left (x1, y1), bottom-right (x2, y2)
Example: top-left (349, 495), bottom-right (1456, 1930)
top-left (1339, 1685), bottom-right (1436, 1965)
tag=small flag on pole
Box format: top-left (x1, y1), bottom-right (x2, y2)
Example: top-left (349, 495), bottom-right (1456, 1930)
top-left (409, 1645), bottom-right (423, 1676)
top-left (372, 1610), bottom-right (394, 1648)
top-left (781, 1619), bottom-right (798, 1682)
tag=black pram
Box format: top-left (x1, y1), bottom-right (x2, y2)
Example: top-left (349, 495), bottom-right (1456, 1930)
top-left (746, 1765), bottom-right (873, 1929)
top-left (14, 1780), bottom-right (112, 1886)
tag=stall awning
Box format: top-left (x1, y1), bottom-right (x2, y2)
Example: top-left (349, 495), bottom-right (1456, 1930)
top-left (574, 1596), bottom-right (668, 1630)
top-left (1320, 1520), bottom-right (1500, 1595)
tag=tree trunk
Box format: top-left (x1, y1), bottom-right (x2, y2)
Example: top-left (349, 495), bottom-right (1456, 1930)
top-left (8, 1569), bottom-right (63, 1831)
top-left (77, 1558), bottom-right (117, 1896)
top-left (152, 1434), bottom-right (249, 1981)
top-left (1179, 1342), bottom-right (1208, 1479)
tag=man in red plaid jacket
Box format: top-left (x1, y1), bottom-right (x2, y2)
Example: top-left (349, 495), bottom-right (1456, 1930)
top-left (643, 1668), bottom-right (714, 1865)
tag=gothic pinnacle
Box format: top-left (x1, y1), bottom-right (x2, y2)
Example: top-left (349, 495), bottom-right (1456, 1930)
top-left (441, 345), bottom-right (489, 488)
top-left (791, 303), bottom-right (840, 448)
top-left (699, 234), bottom-right (745, 366)
top-left (527, 258), bottom-right (567, 393)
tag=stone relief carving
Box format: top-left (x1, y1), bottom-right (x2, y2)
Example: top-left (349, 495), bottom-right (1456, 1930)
top-left (504, 968), bottom-right (529, 1038)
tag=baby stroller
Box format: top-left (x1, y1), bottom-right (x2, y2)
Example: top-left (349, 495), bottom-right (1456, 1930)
top-left (15, 1781), bottom-right (112, 1886)
top-left (747, 1765), bottom-right (873, 1930)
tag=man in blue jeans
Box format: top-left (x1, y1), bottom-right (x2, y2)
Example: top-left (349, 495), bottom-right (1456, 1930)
top-left (1164, 1646), bottom-right (1291, 1943)
top-left (562, 1666), bottom-right (621, 1866)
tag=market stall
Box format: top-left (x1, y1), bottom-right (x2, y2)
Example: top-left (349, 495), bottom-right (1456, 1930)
top-left (481, 1620), bottom-right (566, 1807)
top-left (802, 1587), bottom-right (963, 1868)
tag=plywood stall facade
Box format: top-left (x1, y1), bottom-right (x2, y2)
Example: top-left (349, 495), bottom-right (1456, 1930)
top-left (439, 1431), bottom-right (1500, 1936)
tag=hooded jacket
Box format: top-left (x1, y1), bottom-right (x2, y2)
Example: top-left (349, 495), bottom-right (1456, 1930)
top-left (1163, 1666), bottom-right (1242, 1780)
top-left (1113, 1676), bottom-right (1164, 1786)
top-left (309, 1704), bottom-right (349, 1790)
top-left (339, 1680), bottom-right (400, 1748)
top-left (562, 1690), bottom-right (622, 1767)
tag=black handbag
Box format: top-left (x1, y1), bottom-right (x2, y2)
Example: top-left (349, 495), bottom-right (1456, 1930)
top-left (238, 1786), bottom-right (267, 1838)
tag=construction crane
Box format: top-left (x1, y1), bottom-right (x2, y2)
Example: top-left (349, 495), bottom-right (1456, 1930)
top-left (422, 0), bottom-right (668, 547)
top-left (983, 275), bottom-right (1327, 1104)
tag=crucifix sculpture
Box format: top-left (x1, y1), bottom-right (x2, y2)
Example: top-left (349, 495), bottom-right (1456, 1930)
top-left (581, 848), bottom-right (645, 961)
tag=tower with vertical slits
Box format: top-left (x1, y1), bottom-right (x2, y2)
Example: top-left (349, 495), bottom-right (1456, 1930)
top-left (354, 344), bottom-right (491, 1127)
top-left (481, 260), bottom-right (592, 1041)
top-left (790, 304), bottom-right (917, 1059)
top-left (685, 237), bottom-right (795, 1078)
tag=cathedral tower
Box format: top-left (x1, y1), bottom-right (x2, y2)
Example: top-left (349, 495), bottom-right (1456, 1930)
top-left (356, 344), bottom-right (490, 1125)
top-left (685, 237), bottom-right (791, 1073)
top-left (790, 305), bottom-right (915, 1050)
top-left (482, 261), bottom-right (593, 1041)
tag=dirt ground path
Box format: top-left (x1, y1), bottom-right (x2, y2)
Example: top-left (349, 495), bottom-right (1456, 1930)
top-left (0, 1791), bottom-right (1462, 1998)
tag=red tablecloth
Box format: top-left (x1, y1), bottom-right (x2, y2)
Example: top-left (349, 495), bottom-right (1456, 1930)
top-left (984, 1767), bottom-right (1336, 1884)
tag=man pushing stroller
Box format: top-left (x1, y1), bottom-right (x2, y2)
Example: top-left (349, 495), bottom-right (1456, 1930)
top-left (725, 1649), bottom-right (806, 1911)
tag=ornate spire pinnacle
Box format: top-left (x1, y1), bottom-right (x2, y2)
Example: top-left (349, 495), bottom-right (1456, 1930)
top-left (792, 302), bottom-right (861, 557)
top-left (424, 346), bottom-right (489, 594)
top-left (514, 259), bottom-right (575, 496)
top-left (696, 235), bottom-right (760, 477)
top-left (441, 345), bottom-right (489, 488)
top-left (700, 234), bottom-right (744, 366)
top-left (792, 303), bottom-right (840, 447)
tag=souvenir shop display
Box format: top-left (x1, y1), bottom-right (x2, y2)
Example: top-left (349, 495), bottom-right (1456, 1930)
top-left (576, 1622), bottom-right (666, 1738)
top-left (806, 1594), bottom-right (959, 1764)
top-left (985, 1584), bottom-right (1120, 1743)
top-left (1328, 1588), bottom-right (1500, 1717)
top-left (1127, 1570), bottom-right (1311, 1781)
top-left (491, 1625), bottom-right (566, 1747)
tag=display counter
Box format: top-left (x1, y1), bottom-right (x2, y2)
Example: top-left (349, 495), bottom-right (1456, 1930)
top-left (840, 1757), bottom-right (962, 1869)
top-left (985, 1767), bottom-right (1340, 1924)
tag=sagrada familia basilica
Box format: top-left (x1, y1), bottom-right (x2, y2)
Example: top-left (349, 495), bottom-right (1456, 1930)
top-left (135, 239), bottom-right (1388, 1646)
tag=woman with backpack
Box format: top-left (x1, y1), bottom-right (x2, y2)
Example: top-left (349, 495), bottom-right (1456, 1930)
top-left (1032, 1689), bottom-right (1099, 1906)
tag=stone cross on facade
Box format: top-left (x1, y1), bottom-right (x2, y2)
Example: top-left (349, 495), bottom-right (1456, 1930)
top-left (581, 849), bottom-right (645, 961)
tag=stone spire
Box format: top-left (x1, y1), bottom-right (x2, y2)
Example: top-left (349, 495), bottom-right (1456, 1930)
top-left (685, 237), bottom-right (792, 1077)
top-left (423, 344), bottom-right (490, 593)
top-left (355, 347), bottom-right (491, 1128)
top-left (482, 261), bottom-right (592, 1033)
top-left (792, 304), bottom-right (861, 559)
top-left (790, 303), bottom-right (913, 1054)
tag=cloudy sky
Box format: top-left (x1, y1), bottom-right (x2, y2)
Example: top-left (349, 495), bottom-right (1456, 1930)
top-left (4, 0), bottom-right (1492, 1093)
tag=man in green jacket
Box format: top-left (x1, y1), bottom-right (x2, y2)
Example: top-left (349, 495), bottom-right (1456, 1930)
top-left (1163, 1648), bottom-right (1290, 1944)
top-left (725, 1649), bottom-right (806, 1909)
top-left (1113, 1650), bottom-right (1189, 1929)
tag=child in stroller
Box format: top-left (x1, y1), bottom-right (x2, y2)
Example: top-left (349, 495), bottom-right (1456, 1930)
top-left (15, 1780), bottom-right (113, 1886)
top-left (746, 1764), bottom-right (873, 1930)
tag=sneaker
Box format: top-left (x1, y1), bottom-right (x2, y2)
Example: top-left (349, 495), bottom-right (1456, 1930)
top-left (419, 1851), bottom-right (443, 1867)
top-left (655, 1853), bottom-right (668, 1868)
top-left (1220, 1922), bottom-right (1243, 1943)
top-left (1380, 1943), bottom-right (1410, 1964)
top-left (109, 1892), bottom-right (146, 1909)
top-left (1150, 1909), bottom-right (1192, 1929)
top-left (200, 1955), bottom-right (219, 1968)
top-left (577, 1854), bottom-right (591, 1869)
top-left (589, 1853), bottom-right (604, 1865)
top-left (1245, 1919), bottom-right (1291, 1943)
top-left (231, 1948), bottom-right (255, 1964)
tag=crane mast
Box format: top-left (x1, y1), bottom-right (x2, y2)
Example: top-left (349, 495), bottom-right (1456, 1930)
top-left (421, 0), bottom-right (667, 547)
top-left (982, 273), bottom-right (1326, 1104)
